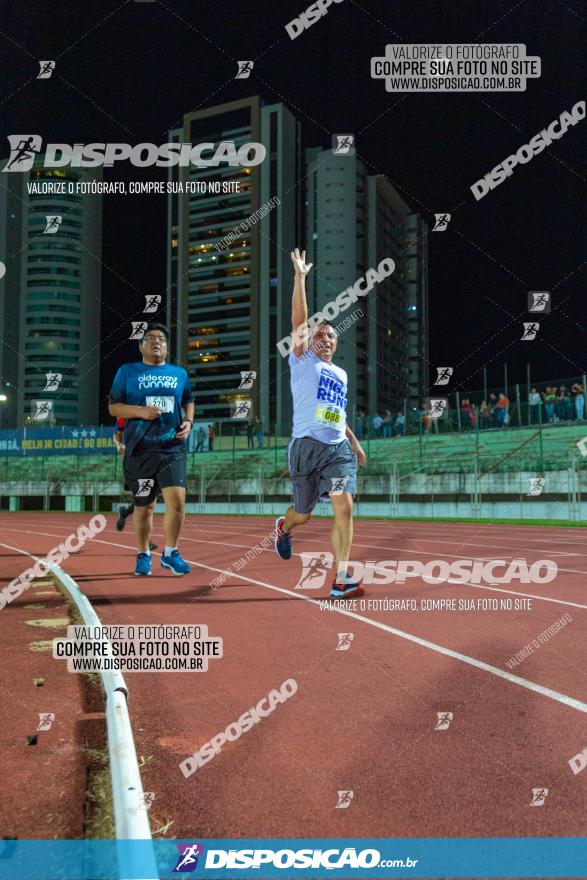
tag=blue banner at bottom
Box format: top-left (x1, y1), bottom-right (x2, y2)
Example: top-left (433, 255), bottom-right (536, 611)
top-left (0, 838), bottom-right (586, 879)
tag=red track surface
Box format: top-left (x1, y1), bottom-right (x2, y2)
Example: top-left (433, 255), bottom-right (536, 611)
top-left (1, 513), bottom-right (586, 844)
top-left (0, 543), bottom-right (95, 839)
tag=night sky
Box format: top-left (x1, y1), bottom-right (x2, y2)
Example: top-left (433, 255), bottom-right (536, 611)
top-left (2, 0), bottom-right (586, 420)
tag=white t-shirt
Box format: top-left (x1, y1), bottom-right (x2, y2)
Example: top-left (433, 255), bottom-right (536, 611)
top-left (289, 350), bottom-right (348, 443)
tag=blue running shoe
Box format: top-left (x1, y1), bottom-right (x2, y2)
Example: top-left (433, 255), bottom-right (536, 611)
top-left (160, 549), bottom-right (191, 576)
top-left (274, 516), bottom-right (292, 560)
top-left (330, 581), bottom-right (364, 599)
top-left (135, 552), bottom-right (152, 576)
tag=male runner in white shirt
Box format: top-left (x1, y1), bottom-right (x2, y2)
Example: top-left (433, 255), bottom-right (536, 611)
top-left (275, 249), bottom-right (366, 598)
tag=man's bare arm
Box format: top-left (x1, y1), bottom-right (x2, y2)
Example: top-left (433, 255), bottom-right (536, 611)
top-left (175, 401), bottom-right (195, 440)
top-left (108, 402), bottom-right (161, 420)
top-left (290, 247), bottom-right (312, 357)
top-left (346, 424), bottom-right (366, 466)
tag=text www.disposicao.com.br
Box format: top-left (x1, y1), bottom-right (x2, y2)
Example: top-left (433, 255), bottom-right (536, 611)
top-left (70, 657), bottom-right (201, 672)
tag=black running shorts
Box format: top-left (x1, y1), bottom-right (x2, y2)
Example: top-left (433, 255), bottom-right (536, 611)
top-left (123, 450), bottom-right (187, 507)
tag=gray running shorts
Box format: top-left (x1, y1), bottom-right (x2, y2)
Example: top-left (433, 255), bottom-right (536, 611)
top-left (287, 436), bottom-right (358, 514)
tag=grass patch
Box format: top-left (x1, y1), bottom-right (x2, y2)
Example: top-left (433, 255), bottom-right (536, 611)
top-left (351, 516), bottom-right (587, 526)
top-left (52, 578), bottom-right (115, 839)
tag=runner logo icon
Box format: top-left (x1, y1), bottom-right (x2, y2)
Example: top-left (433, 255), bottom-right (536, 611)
top-left (44, 373), bottom-right (62, 391)
top-left (137, 791), bottom-right (156, 810)
top-left (37, 712), bottom-right (55, 731)
top-left (236, 60), bottom-right (254, 78)
top-left (336, 633), bottom-right (354, 651)
top-left (335, 790), bottom-right (354, 809)
top-left (527, 477), bottom-right (545, 497)
top-left (173, 843), bottom-right (204, 873)
top-left (143, 295), bottom-right (161, 313)
top-left (330, 476), bottom-right (349, 495)
top-left (32, 400), bottom-right (53, 420)
top-left (434, 367), bottom-right (453, 385)
top-left (528, 291), bottom-right (551, 313)
top-left (296, 552), bottom-right (334, 589)
top-left (427, 398), bottom-right (448, 418)
top-left (3, 135), bottom-right (42, 171)
top-left (136, 479), bottom-right (155, 498)
top-left (435, 712), bottom-right (453, 730)
top-left (231, 399), bottom-right (252, 419)
top-left (521, 322), bottom-right (540, 341)
top-left (44, 215), bottom-right (62, 233)
top-left (37, 61), bottom-right (55, 79)
top-left (130, 321), bottom-right (148, 340)
top-left (239, 371), bottom-right (256, 389)
top-left (530, 787), bottom-right (548, 806)
top-left (332, 134), bottom-right (355, 154)
top-left (432, 213), bottom-right (451, 231)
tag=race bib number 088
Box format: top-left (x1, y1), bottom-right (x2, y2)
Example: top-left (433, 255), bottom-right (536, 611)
top-left (146, 395), bottom-right (174, 412)
top-left (315, 404), bottom-right (343, 426)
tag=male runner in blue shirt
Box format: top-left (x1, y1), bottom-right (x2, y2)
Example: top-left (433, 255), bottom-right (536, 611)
top-left (274, 249), bottom-right (366, 598)
top-left (108, 322), bottom-right (194, 576)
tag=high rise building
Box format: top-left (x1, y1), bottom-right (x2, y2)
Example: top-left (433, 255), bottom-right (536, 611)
top-left (167, 97), bottom-right (300, 430)
top-left (304, 147), bottom-right (428, 423)
top-left (0, 173), bottom-right (22, 428)
top-left (0, 157), bottom-right (102, 427)
top-left (304, 146), bottom-right (369, 420)
top-left (366, 175), bottom-right (415, 419)
top-left (406, 213), bottom-right (429, 413)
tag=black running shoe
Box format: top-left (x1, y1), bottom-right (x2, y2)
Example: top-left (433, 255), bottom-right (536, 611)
top-left (116, 504), bottom-right (129, 532)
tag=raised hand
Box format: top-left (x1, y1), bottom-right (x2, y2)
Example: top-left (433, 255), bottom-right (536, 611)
top-left (291, 247), bottom-right (313, 276)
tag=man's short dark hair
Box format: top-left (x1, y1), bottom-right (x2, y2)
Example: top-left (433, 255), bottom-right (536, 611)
top-left (314, 320), bottom-right (337, 334)
top-left (142, 322), bottom-right (169, 340)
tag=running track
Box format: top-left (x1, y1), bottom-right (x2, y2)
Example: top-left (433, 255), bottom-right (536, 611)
top-left (1, 513), bottom-right (586, 841)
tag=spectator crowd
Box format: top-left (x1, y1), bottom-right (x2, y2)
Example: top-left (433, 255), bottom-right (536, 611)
top-left (191, 381), bottom-right (587, 451)
top-left (355, 409), bottom-right (406, 440)
top-left (527, 383), bottom-right (585, 423)
top-left (354, 382), bottom-right (586, 438)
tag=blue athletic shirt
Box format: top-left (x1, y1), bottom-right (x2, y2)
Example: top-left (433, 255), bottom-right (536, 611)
top-left (109, 362), bottom-right (193, 455)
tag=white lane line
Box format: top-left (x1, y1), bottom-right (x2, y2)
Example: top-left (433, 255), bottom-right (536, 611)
top-left (173, 530), bottom-right (587, 604)
top-left (442, 579), bottom-right (587, 610)
top-left (8, 515), bottom-right (587, 550)
top-left (175, 521), bottom-right (587, 560)
top-left (227, 521), bottom-right (587, 549)
top-left (11, 528), bottom-right (586, 717)
top-left (3, 525), bottom-right (587, 612)
top-left (174, 526), bottom-right (587, 582)
top-left (9, 513), bottom-right (586, 536)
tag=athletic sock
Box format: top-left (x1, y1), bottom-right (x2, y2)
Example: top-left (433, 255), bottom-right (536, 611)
top-left (335, 569), bottom-right (354, 585)
top-left (140, 548), bottom-right (151, 556)
top-left (164, 545), bottom-right (177, 557)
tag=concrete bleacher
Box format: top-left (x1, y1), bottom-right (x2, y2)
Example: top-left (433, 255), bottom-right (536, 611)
top-left (0, 447), bottom-right (283, 485)
top-left (1, 424), bottom-right (585, 486)
top-left (354, 424), bottom-right (587, 475)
